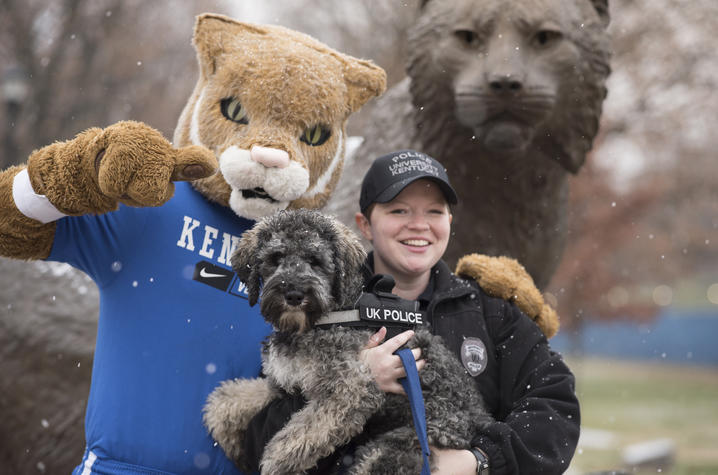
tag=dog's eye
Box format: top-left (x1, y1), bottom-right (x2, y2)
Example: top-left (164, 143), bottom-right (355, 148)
top-left (300, 125), bottom-right (331, 146)
top-left (309, 256), bottom-right (323, 269)
top-left (454, 29), bottom-right (480, 47)
top-left (220, 97), bottom-right (249, 124)
top-left (267, 251), bottom-right (283, 267)
top-left (533, 29), bottom-right (563, 47)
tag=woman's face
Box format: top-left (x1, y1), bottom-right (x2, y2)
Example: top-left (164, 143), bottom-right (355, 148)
top-left (356, 179), bottom-right (452, 283)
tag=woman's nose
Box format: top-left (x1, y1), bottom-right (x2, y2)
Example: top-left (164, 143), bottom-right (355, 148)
top-left (407, 214), bottom-right (430, 229)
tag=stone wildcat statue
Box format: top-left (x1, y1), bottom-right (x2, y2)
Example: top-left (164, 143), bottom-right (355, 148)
top-left (0, 14), bottom-right (386, 474)
top-left (327, 0), bottom-right (612, 289)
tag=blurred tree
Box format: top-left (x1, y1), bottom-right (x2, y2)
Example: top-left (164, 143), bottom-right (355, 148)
top-left (548, 0), bottom-right (718, 333)
top-left (547, 153), bottom-right (667, 329)
top-left (0, 0), bottom-right (231, 164)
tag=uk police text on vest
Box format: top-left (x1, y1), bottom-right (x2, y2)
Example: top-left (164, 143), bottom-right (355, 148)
top-left (362, 306), bottom-right (424, 325)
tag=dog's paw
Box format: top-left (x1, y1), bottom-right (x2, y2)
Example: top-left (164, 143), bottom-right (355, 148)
top-left (203, 378), bottom-right (278, 464)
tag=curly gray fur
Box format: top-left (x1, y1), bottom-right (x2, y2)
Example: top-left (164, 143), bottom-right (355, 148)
top-left (204, 209), bottom-right (491, 474)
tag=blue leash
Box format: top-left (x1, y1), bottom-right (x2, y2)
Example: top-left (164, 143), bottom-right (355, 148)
top-left (396, 347), bottom-right (431, 475)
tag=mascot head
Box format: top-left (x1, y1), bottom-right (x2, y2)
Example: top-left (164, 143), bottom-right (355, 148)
top-left (174, 14), bottom-right (387, 219)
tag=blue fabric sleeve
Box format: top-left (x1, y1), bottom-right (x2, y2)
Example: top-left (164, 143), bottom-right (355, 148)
top-left (48, 205), bottom-right (151, 288)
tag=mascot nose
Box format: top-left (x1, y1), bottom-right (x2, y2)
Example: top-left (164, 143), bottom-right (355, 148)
top-left (285, 290), bottom-right (305, 307)
top-left (250, 145), bottom-right (290, 168)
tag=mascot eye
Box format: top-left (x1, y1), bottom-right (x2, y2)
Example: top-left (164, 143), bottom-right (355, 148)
top-left (454, 29), bottom-right (480, 47)
top-left (300, 125), bottom-right (331, 146)
top-left (534, 29), bottom-right (563, 47)
top-left (220, 98), bottom-right (249, 124)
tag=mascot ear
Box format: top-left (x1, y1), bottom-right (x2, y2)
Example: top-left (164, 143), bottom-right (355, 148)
top-left (331, 219), bottom-right (367, 308)
top-left (341, 58), bottom-right (387, 114)
top-left (245, 268), bottom-right (261, 307)
top-left (231, 227), bottom-right (263, 307)
top-left (192, 13), bottom-right (266, 78)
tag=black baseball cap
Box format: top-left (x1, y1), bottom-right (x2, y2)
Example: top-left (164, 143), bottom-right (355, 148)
top-left (359, 149), bottom-right (458, 213)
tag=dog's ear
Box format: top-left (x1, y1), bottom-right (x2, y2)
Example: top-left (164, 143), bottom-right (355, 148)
top-left (231, 227), bottom-right (263, 306)
top-left (330, 219), bottom-right (367, 307)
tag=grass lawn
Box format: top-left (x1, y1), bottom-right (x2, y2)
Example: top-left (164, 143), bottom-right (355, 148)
top-left (565, 357), bottom-right (718, 475)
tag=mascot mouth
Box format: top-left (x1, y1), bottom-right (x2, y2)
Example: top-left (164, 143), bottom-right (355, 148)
top-left (241, 187), bottom-right (278, 203)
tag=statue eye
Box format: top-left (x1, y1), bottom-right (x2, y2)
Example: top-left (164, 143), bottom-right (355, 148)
top-left (534, 29), bottom-right (563, 47)
top-left (300, 125), bottom-right (331, 146)
top-left (220, 98), bottom-right (248, 124)
top-left (454, 29), bottom-right (480, 47)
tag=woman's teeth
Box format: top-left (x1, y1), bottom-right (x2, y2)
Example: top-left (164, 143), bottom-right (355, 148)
top-left (402, 239), bottom-right (429, 247)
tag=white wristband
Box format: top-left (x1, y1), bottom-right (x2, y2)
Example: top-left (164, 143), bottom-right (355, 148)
top-left (12, 168), bottom-right (68, 223)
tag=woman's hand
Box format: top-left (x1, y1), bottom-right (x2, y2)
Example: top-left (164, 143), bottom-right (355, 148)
top-left (360, 327), bottom-right (424, 394)
top-left (430, 447), bottom-right (478, 475)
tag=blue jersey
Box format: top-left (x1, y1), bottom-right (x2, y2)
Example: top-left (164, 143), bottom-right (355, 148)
top-left (48, 182), bottom-right (271, 474)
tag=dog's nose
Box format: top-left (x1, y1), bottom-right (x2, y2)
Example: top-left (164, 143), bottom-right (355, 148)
top-left (284, 290), bottom-right (305, 307)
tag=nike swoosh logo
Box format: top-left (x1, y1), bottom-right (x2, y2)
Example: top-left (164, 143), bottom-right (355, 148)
top-left (199, 267), bottom-right (228, 278)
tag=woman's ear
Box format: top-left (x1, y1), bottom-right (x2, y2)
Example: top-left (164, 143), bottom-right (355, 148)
top-left (355, 212), bottom-right (372, 241)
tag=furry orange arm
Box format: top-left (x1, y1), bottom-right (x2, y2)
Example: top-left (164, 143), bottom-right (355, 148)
top-left (456, 254), bottom-right (559, 338)
top-left (0, 121), bottom-right (217, 261)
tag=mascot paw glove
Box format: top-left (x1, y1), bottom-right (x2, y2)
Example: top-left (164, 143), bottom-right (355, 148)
top-left (27, 120), bottom-right (217, 215)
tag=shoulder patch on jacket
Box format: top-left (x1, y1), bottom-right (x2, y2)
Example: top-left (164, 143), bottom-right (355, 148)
top-left (461, 337), bottom-right (488, 377)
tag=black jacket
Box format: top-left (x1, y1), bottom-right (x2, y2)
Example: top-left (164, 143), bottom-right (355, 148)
top-left (422, 259), bottom-right (580, 474)
top-left (244, 258), bottom-right (580, 474)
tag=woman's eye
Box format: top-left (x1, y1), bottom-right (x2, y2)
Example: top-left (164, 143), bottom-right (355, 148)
top-left (300, 125), bottom-right (331, 146)
top-left (220, 97), bottom-right (248, 124)
top-left (390, 209), bottom-right (407, 215)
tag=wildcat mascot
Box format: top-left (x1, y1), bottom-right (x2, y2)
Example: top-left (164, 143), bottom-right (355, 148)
top-left (0, 14), bottom-right (386, 474)
top-left (0, 12), bottom-right (557, 475)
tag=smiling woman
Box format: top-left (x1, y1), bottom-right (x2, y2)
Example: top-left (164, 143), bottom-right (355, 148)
top-left (355, 149), bottom-right (458, 299)
top-left (343, 149), bottom-right (580, 474)
top-left (356, 179), bottom-right (453, 298)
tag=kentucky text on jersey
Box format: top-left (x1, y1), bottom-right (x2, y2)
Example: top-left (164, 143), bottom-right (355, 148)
top-left (176, 215), bottom-right (241, 266)
top-left (176, 215), bottom-right (251, 298)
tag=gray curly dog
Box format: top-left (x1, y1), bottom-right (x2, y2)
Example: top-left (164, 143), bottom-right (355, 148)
top-left (203, 209), bottom-right (492, 474)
